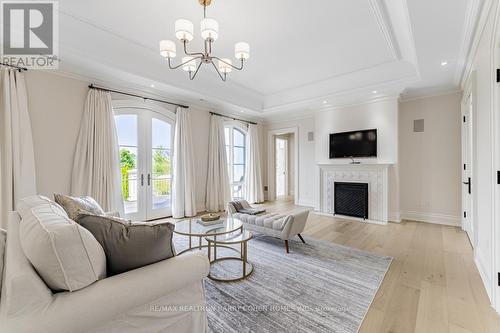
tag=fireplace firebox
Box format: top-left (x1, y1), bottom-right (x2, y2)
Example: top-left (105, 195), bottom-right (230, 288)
top-left (334, 182), bottom-right (369, 219)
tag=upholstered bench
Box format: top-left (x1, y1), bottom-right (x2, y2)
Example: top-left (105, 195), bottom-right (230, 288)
top-left (227, 200), bottom-right (309, 253)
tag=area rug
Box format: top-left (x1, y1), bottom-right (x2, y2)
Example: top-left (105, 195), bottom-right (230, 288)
top-left (174, 234), bottom-right (392, 333)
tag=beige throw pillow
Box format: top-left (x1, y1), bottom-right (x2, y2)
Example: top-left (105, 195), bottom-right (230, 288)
top-left (18, 195), bottom-right (106, 292)
top-left (54, 194), bottom-right (105, 221)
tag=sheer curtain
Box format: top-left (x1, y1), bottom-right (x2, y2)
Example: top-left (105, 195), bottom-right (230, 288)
top-left (244, 124), bottom-right (264, 203)
top-left (0, 68), bottom-right (37, 229)
top-left (172, 107), bottom-right (197, 218)
top-left (71, 89), bottom-right (123, 213)
top-left (205, 115), bottom-right (230, 212)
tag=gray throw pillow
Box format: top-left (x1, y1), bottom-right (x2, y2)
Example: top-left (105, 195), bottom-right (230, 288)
top-left (54, 194), bottom-right (105, 221)
top-left (77, 214), bottom-right (176, 275)
top-left (238, 208), bottom-right (266, 215)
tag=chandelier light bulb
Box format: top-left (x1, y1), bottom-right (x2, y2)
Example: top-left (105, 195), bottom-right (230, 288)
top-left (175, 19), bottom-right (194, 42)
top-left (235, 42), bottom-right (250, 60)
top-left (218, 58), bottom-right (233, 73)
top-left (160, 40), bottom-right (176, 58)
top-left (201, 18), bottom-right (219, 41)
top-left (182, 56), bottom-right (197, 72)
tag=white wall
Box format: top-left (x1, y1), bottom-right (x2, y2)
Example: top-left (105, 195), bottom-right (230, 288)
top-left (315, 99), bottom-right (399, 164)
top-left (399, 93), bottom-right (462, 225)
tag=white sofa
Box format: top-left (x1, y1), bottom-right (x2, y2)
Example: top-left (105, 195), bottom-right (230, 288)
top-left (0, 211), bottom-right (210, 333)
top-left (227, 201), bottom-right (309, 253)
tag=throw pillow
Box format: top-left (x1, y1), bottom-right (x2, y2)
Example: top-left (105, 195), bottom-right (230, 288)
top-left (77, 214), bottom-right (176, 275)
top-left (232, 201), bottom-right (244, 212)
top-left (18, 195), bottom-right (106, 292)
top-left (54, 194), bottom-right (105, 221)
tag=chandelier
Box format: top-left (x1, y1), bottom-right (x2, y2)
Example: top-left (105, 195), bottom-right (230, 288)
top-left (159, 0), bottom-right (250, 82)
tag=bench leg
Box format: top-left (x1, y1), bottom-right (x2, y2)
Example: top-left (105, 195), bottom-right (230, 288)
top-left (297, 234), bottom-right (306, 244)
top-left (285, 240), bottom-right (289, 253)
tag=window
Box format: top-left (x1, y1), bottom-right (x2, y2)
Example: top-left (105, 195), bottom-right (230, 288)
top-left (225, 125), bottom-right (247, 199)
top-left (114, 102), bottom-right (174, 221)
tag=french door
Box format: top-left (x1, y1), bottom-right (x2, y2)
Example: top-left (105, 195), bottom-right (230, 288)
top-left (114, 104), bottom-right (175, 221)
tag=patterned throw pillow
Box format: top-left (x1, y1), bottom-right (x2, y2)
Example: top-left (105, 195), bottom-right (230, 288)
top-left (54, 194), bottom-right (105, 221)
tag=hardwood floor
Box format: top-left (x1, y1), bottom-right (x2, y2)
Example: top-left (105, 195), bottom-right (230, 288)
top-left (255, 197), bottom-right (500, 333)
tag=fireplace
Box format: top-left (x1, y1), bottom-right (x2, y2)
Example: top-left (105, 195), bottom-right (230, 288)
top-left (334, 182), bottom-right (369, 219)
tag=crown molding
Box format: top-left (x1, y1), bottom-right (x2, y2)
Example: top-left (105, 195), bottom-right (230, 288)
top-left (455, 0), bottom-right (487, 86)
top-left (460, 0), bottom-right (493, 88)
top-left (369, 0), bottom-right (400, 60)
top-left (399, 89), bottom-right (462, 102)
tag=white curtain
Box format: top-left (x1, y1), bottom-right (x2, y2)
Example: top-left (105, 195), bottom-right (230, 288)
top-left (172, 107), bottom-right (197, 218)
top-left (71, 89), bottom-right (123, 214)
top-left (244, 124), bottom-right (264, 203)
top-left (0, 68), bottom-right (37, 229)
top-left (205, 115), bottom-right (230, 212)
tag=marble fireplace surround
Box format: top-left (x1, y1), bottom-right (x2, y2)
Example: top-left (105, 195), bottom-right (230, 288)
top-left (318, 163), bottom-right (393, 224)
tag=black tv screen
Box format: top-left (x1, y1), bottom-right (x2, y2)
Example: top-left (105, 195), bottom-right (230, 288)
top-left (329, 129), bottom-right (377, 159)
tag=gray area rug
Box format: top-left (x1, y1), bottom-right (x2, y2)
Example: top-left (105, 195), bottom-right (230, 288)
top-left (174, 235), bottom-right (392, 333)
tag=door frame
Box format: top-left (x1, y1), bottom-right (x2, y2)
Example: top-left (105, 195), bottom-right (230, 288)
top-left (267, 127), bottom-right (298, 204)
top-left (461, 89), bottom-right (474, 246)
top-left (275, 137), bottom-right (289, 197)
top-left (113, 100), bottom-right (176, 221)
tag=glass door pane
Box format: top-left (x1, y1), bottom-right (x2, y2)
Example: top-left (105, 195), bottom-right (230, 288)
top-left (115, 114), bottom-right (140, 216)
top-left (148, 117), bottom-right (173, 218)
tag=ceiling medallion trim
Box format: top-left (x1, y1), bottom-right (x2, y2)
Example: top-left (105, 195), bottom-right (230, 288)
top-left (159, 0), bottom-right (250, 82)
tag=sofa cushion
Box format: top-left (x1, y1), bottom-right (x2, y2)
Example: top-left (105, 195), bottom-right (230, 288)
top-left (18, 195), bottom-right (106, 292)
top-left (54, 193), bottom-right (105, 221)
top-left (0, 227), bottom-right (6, 296)
top-left (77, 214), bottom-right (176, 275)
top-left (234, 212), bottom-right (291, 231)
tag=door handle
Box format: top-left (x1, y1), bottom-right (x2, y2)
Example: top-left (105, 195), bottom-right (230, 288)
top-left (147, 174), bottom-right (151, 186)
top-left (140, 174), bottom-right (144, 186)
top-left (463, 177), bottom-right (471, 194)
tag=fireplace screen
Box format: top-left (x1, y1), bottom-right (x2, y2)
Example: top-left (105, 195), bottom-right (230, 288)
top-left (334, 182), bottom-right (369, 219)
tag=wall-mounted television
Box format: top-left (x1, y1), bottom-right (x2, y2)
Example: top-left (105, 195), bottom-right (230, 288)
top-left (329, 129), bottom-right (377, 159)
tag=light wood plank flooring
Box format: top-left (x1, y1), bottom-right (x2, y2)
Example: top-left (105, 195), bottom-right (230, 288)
top-left (254, 197), bottom-right (500, 333)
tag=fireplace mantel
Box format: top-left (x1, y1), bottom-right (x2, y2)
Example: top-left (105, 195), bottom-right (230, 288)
top-left (317, 163), bottom-right (393, 224)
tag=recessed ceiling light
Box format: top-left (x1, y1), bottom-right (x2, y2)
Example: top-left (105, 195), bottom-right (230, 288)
top-left (323, 100), bottom-right (328, 104)
top-left (240, 110), bottom-right (245, 113)
top-left (372, 90), bottom-right (378, 94)
top-left (441, 61), bottom-right (448, 66)
top-left (150, 84), bottom-right (155, 88)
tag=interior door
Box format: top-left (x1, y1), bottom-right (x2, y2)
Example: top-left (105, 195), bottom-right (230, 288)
top-left (115, 106), bottom-right (174, 221)
top-left (276, 138), bottom-right (288, 197)
top-left (461, 92), bottom-right (474, 245)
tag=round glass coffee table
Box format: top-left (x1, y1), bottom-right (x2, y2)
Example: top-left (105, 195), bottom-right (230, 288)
top-left (205, 229), bottom-right (254, 282)
top-left (174, 217), bottom-right (243, 255)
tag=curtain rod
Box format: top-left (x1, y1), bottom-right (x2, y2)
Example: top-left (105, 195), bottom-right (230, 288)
top-left (0, 62), bottom-right (28, 71)
top-left (88, 84), bottom-right (189, 109)
top-left (210, 111), bottom-right (257, 125)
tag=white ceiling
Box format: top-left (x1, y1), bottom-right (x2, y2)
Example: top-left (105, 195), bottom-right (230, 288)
top-left (57, 0), bottom-right (483, 118)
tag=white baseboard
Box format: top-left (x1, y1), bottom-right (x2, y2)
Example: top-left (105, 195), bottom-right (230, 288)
top-left (400, 210), bottom-right (461, 226)
top-left (474, 250), bottom-right (492, 301)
